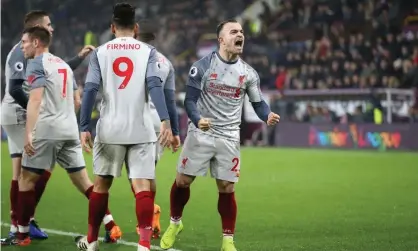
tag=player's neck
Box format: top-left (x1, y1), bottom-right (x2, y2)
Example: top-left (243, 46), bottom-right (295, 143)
top-left (217, 49), bottom-right (239, 63)
top-left (115, 30), bottom-right (135, 38)
top-left (35, 48), bottom-right (49, 57)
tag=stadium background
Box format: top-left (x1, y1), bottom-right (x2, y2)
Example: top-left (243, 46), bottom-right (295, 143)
top-left (1, 0), bottom-right (418, 251)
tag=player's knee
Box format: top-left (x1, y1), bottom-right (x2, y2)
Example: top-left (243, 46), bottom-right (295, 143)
top-left (175, 174), bottom-right (194, 188)
top-left (216, 179), bottom-right (235, 193)
top-left (131, 178), bottom-right (152, 193)
top-left (19, 166), bottom-right (43, 191)
top-left (93, 175), bottom-right (113, 192)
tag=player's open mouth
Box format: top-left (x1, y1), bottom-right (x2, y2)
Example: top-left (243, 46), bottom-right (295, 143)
top-left (235, 40), bottom-right (243, 47)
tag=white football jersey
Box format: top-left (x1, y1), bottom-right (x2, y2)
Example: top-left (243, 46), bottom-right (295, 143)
top-left (26, 53), bottom-right (79, 140)
top-left (85, 37), bottom-right (162, 144)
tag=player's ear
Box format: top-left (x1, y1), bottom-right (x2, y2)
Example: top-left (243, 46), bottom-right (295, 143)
top-left (110, 23), bottom-right (116, 34)
top-left (218, 36), bottom-right (223, 45)
top-left (134, 23), bottom-right (139, 37)
top-left (33, 38), bottom-right (39, 48)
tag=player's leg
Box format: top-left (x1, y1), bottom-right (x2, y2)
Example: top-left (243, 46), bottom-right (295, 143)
top-left (10, 157), bottom-right (21, 235)
top-left (160, 132), bottom-right (215, 250)
top-left (4, 124), bottom-right (49, 240)
top-left (134, 137), bottom-right (162, 238)
top-left (216, 179), bottom-right (237, 251)
top-left (57, 141), bottom-right (121, 248)
top-left (126, 142), bottom-right (157, 251)
top-left (1, 139), bottom-right (55, 246)
top-left (212, 138), bottom-right (240, 251)
top-left (67, 169), bottom-right (118, 239)
top-left (2, 124), bottom-right (48, 240)
top-left (132, 174), bottom-right (159, 238)
top-left (75, 142), bottom-right (126, 251)
top-left (3, 124), bottom-right (23, 236)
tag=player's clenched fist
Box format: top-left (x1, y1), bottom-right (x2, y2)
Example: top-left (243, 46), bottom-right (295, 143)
top-left (78, 45), bottom-right (95, 58)
top-left (198, 118), bottom-right (211, 131)
top-left (80, 131), bottom-right (93, 153)
top-left (159, 120), bottom-right (173, 148)
top-left (267, 112), bottom-right (280, 126)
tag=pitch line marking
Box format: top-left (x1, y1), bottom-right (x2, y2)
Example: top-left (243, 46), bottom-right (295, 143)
top-left (1, 222), bottom-right (182, 251)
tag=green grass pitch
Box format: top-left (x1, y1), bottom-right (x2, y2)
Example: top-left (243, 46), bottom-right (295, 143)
top-left (1, 142), bottom-right (418, 251)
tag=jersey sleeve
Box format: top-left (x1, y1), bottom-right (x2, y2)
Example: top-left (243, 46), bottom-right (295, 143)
top-left (186, 56), bottom-right (211, 90)
top-left (26, 55), bottom-right (46, 89)
top-left (85, 49), bottom-right (101, 84)
top-left (245, 68), bottom-right (263, 102)
top-left (146, 48), bottom-right (163, 81)
top-left (8, 45), bottom-right (26, 80)
top-left (164, 62), bottom-right (175, 90)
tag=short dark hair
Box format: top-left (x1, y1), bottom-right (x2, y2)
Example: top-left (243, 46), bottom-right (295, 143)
top-left (137, 19), bottom-right (157, 42)
top-left (24, 10), bottom-right (49, 28)
top-left (23, 26), bottom-right (51, 47)
top-left (216, 19), bottom-right (239, 38)
top-left (112, 2), bottom-right (136, 29)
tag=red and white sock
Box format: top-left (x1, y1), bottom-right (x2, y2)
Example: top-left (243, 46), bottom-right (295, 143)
top-left (87, 192), bottom-right (108, 243)
top-left (169, 181), bottom-right (190, 224)
top-left (84, 185), bottom-right (116, 231)
top-left (136, 191), bottom-right (154, 249)
top-left (103, 212), bottom-right (116, 231)
top-left (218, 192), bottom-right (237, 238)
top-left (17, 190), bottom-right (36, 240)
top-left (10, 180), bottom-right (19, 231)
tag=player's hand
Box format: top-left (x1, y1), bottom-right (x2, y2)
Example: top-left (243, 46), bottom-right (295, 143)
top-left (78, 45), bottom-right (95, 58)
top-left (267, 112), bottom-right (280, 126)
top-left (171, 135), bottom-right (181, 153)
top-left (80, 131), bottom-right (93, 153)
top-left (159, 120), bottom-right (173, 148)
top-left (198, 118), bottom-right (211, 131)
top-left (24, 133), bottom-right (35, 156)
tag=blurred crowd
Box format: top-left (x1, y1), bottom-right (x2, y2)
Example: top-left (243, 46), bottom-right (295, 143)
top-left (268, 0), bottom-right (418, 91)
top-left (1, 0), bottom-right (418, 123)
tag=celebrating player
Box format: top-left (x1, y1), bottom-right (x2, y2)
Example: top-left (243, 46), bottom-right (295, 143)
top-left (133, 19), bottom-right (181, 239)
top-left (0, 10), bottom-right (96, 240)
top-left (75, 3), bottom-right (174, 251)
top-left (159, 19), bottom-right (280, 251)
top-left (0, 27), bottom-right (121, 246)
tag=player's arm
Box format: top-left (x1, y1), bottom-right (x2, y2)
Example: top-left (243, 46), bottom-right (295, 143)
top-left (73, 76), bottom-right (81, 113)
top-left (80, 49), bottom-right (101, 133)
top-left (163, 63), bottom-right (180, 136)
top-left (66, 45), bottom-right (95, 70)
top-left (184, 64), bottom-right (204, 128)
top-left (8, 48), bottom-right (28, 109)
top-left (146, 49), bottom-right (172, 147)
top-left (25, 57), bottom-right (46, 135)
top-left (246, 70), bottom-right (272, 123)
top-left (146, 49), bottom-right (170, 122)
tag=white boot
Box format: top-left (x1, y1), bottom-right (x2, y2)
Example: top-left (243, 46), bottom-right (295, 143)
top-left (75, 236), bottom-right (99, 251)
